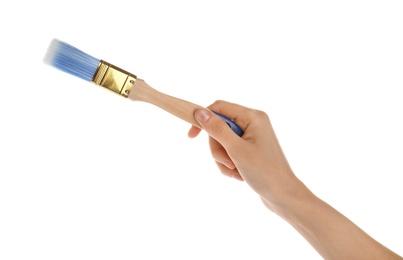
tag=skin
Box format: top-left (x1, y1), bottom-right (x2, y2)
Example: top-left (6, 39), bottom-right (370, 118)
top-left (188, 100), bottom-right (402, 260)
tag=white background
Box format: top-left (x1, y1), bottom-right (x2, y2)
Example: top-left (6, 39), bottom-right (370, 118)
top-left (0, 1), bottom-right (402, 259)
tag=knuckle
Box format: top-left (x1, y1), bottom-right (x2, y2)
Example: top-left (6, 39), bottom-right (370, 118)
top-left (253, 109), bottom-right (269, 119)
top-left (209, 100), bottom-right (226, 109)
top-left (248, 109), bottom-right (270, 122)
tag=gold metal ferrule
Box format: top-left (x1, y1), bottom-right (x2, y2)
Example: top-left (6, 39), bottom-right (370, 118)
top-left (92, 60), bottom-right (136, 98)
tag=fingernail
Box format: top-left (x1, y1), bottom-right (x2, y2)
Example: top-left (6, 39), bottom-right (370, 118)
top-left (195, 108), bottom-right (210, 123)
top-left (222, 160), bottom-right (235, 170)
top-left (231, 174), bottom-right (244, 181)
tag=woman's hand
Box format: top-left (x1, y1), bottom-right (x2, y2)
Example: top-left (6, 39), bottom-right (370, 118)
top-left (188, 100), bottom-right (297, 203)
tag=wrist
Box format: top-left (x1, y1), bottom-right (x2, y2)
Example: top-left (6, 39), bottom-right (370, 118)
top-left (260, 176), bottom-right (314, 219)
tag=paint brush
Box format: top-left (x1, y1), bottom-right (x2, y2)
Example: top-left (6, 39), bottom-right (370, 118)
top-left (43, 39), bottom-right (244, 136)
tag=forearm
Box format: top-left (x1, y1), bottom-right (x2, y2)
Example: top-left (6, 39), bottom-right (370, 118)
top-left (263, 178), bottom-right (401, 260)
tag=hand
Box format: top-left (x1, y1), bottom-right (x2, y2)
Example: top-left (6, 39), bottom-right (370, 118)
top-left (188, 100), bottom-right (298, 203)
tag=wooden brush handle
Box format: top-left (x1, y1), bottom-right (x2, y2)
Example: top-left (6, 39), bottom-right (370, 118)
top-left (128, 79), bottom-right (244, 136)
top-left (128, 79), bottom-right (202, 127)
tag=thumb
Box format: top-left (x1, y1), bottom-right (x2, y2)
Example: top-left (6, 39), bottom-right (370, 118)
top-left (194, 108), bottom-right (239, 148)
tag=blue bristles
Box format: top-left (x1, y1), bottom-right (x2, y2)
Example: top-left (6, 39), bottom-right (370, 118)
top-left (44, 39), bottom-right (100, 81)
